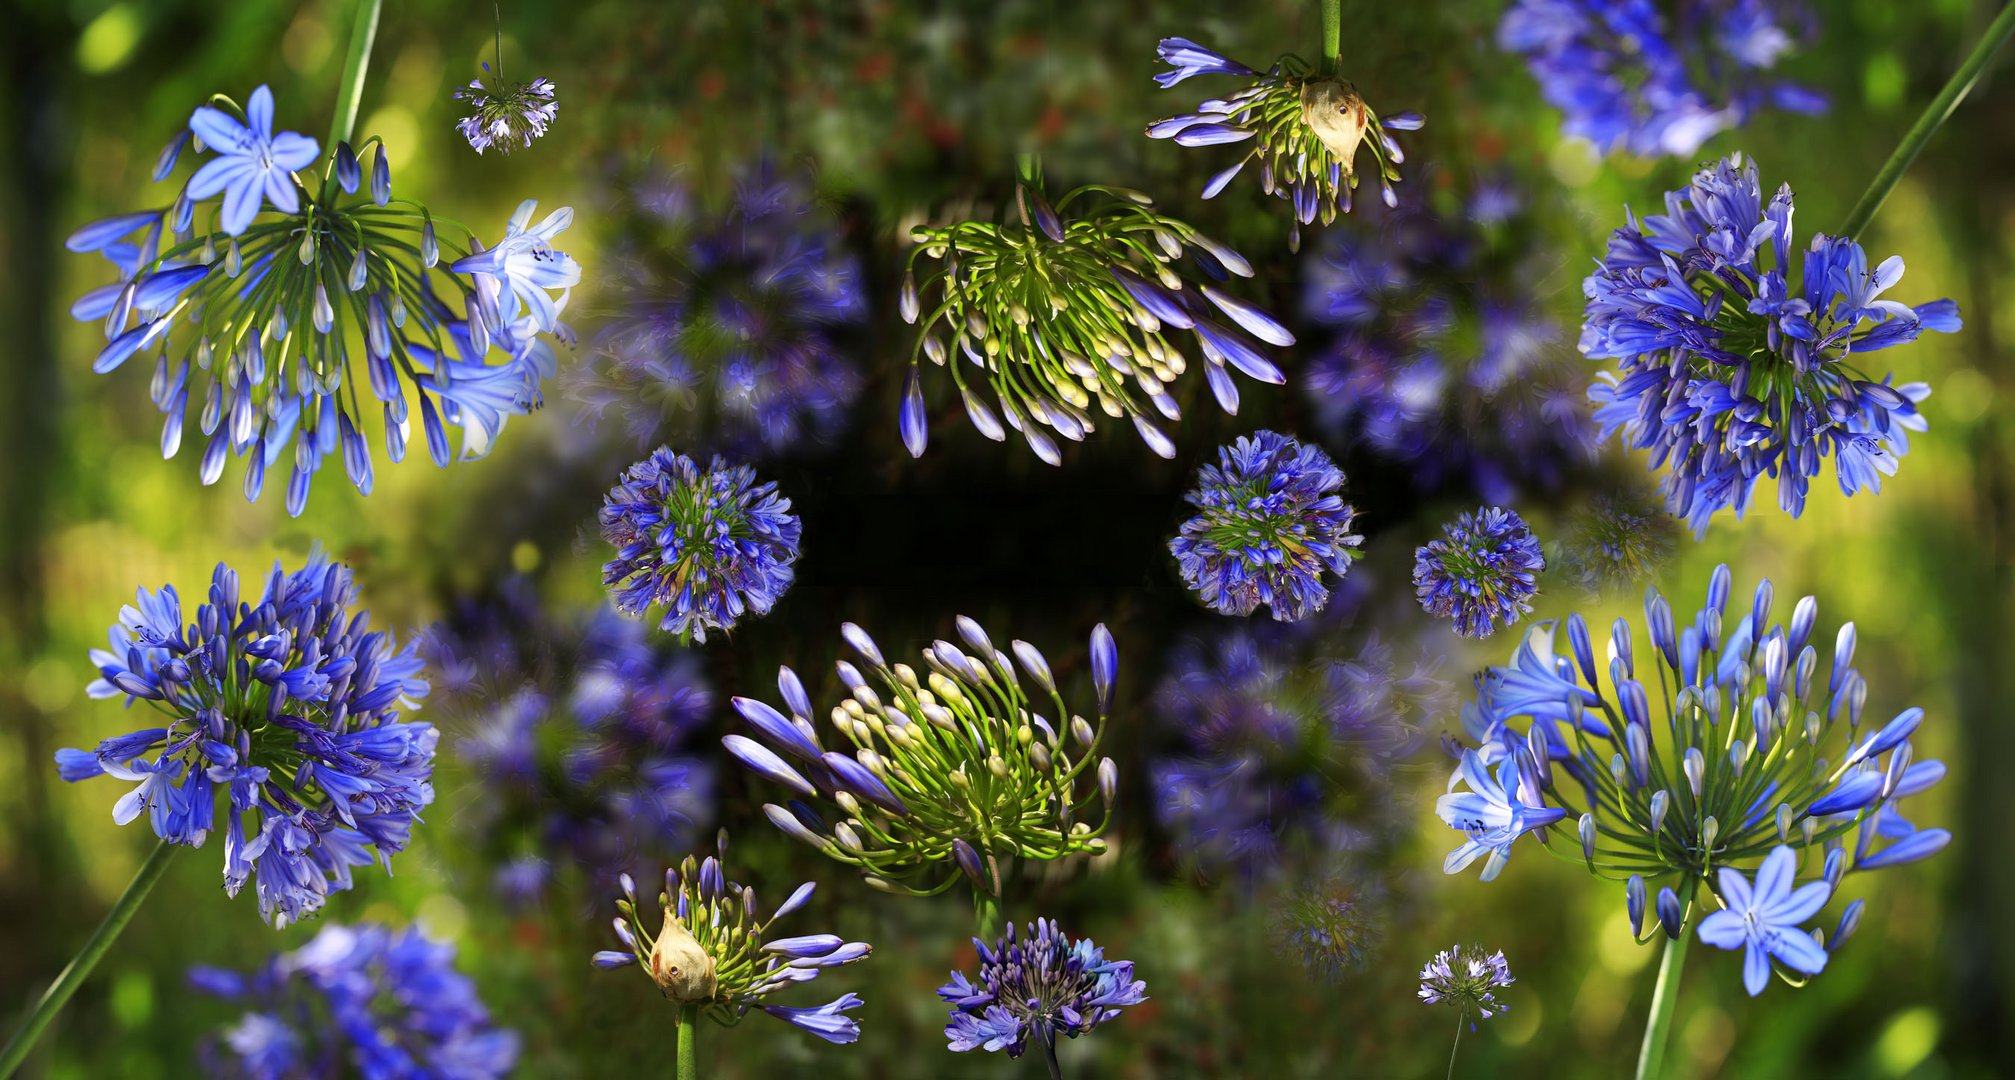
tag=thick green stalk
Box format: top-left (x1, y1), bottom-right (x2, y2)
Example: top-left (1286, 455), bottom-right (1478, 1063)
top-left (326, 0), bottom-right (383, 152)
top-left (1839, 1), bottom-right (2015, 239)
top-left (1634, 932), bottom-right (1689, 1080)
top-left (0, 840), bottom-right (180, 1078)
top-left (1015, 152), bottom-right (1043, 192)
top-left (974, 890), bottom-right (1002, 943)
top-left (676, 1005), bottom-right (697, 1080)
top-left (1319, 0), bottom-right (1341, 74)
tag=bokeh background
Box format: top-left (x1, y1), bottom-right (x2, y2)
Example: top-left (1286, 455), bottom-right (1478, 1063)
top-left (1, 0), bottom-right (2011, 1076)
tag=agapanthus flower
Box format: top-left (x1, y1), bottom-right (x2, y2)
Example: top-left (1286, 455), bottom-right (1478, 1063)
top-left (191, 922), bottom-right (518, 1078)
top-left (900, 182), bottom-right (1290, 462)
top-left (1499, 0), bottom-right (1826, 157)
top-left (570, 165), bottom-right (864, 458)
top-left (1152, 622), bottom-right (1443, 882)
top-left (1417, 945), bottom-right (1514, 1026)
top-left (1437, 564), bottom-right (1949, 996)
top-left (1302, 186), bottom-right (1594, 501)
top-left (939, 918), bottom-right (1146, 1060)
top-left (1148, 38), bottom-right (1422, 250)
top-left (725, 619), bottom-right (1118, 898)
top-left (56, 555), bottom-right (433, 928)
top-left (1268, 871), bottom-right (1388, 984)
top-left (423, 578), bottom-right (714, 902)
top-left (1170, 430), bottom-right (1361, 622)
top-left (592, 831), bottom-right (871, 1044)
top-left (1555, 487), bottom-right (1680, 595)
top-left (599, 448), bottom-right (801, 643)
top-left (1695, 844), bottom-right (1831, 995)
top-left (1584, 153), bottom-right (1958, 531)
top-left (67, 84), bottom-right (580, 516)
top-left (452, 63), bottom-right (558, 154)
top-left (1412, 506), bottom-right (1545, 640)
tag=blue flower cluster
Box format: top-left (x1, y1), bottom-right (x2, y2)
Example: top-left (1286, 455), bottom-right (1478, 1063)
top-left (1417, 945), bottom-right (1514, 1027)
top-left (1437, 565), bottom-right (1948, 995)
top-left (453, 64), bottom-right (559, 154)
top-left (1269, 870), bottom-right (1388, 984)
top-left (423, 578), bottom-right (715, 903)
top-left (1152, 623), bottom-right (1443, 882)
top-left (1301, 185), bottom-right (1593, 501)
top-left (599, 448), bottom-right (802, 643)
top-left (1584, 154), bottom-right (1958, 530)
top-left (1499, 0), bottom-right (1826, 157)
top-left (67, 85), bottom-right (580, 516)
top-left (939, 918), bottom-right (1146, 1059)
top-left (1170, 430), bottom-right (1362, 621)
top-left (1412, 506), bottom-right (1546, 640)
top-left (191, 922), bottom-right (518, 1078)
top-left (56, 555), bottom-right (434, 927)
top-left (1148, 38), bottom-right (1423, 249)
top-left (572, 165), bottom-right (866, 458)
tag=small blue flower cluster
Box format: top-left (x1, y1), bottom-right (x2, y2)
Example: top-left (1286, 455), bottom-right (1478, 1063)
top-left (939, 919), bottom-right (1147, 1059)
top-left (191, 922), bottom-right (518, 1078)
top-left (1417, 945), bottom-right (1514, 1028)
top-left (57, 555), bottom-right (433, 927)
top-left (1499, 0), bottom-right (1826, 157)
top-left (1170, 430), bottom-right (1361, 622)
top-left (1412, 506), bottom-right (1546, 640)
top-left (1585, 153), bottom-right (1958, 531)
top-left (453, 64), bottom-right (559, 154)
top-left (599, 448), bottom-right (802, 643)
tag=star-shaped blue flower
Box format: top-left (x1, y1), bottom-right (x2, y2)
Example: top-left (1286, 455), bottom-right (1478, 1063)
top-left (1437, 748), bottom-right (1566, 881)
top-left (186, 85), bottom-right (321, 236)
top-left (1696, 845), bottom-right (1832, 996)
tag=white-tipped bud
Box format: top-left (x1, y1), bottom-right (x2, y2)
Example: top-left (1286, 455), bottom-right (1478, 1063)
top-left (648, 916), bottom-right (717, 1003)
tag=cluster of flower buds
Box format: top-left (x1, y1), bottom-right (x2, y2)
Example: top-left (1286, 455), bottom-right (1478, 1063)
top-left (899, 183), bottom-right (1290, 463)
top-left (727, 618), bottom-right (1120, 897)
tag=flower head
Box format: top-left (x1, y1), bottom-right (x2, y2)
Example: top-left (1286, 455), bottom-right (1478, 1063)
top-left (1583, 153), bottom-right (1958, 531)
top-left (67, 87), bottom-right (579, 515)
top-left (725, 619), bottom-right (1118, 897)
top-left (939, 919), bottom-right (1146, 1058)
top-left (452, 64), bottom-right (558, 153)
top-left (1412, 506), bottom-right (1545, 639)
top-left (900, 183), bottom-right (1289, 461)
top-left (1170, 430), bottom-right (1361, 622)
top-left (571, 165), bottom-right (865, 458)
top-left (599, 448), bottom-right (801, 643)
top-left (56, 555), bottom-right (433, 927)
top-left (1500, 0), bottom-right (1826, 157)
top-left (422, 578), bottom-right (715, 901)
top-left (1148, 39), bottom-right (1422, 249)
top-left (592, 832), bottom-right (871, 1044)
top-left (1417, 945), bottom-right (1514, 1026)
top-left (1302, 186), bottom-right (1593, 501)
top-left (1269, 871), bottom-right (1387, 984)
top-left (1153, 623), bottom-right (1442, 881)
top-left (192, 923), bottom-right (518, 1078)
top-left (1556, 487), bottom-right (1680, 595)
top-left (1437, 565), bottom-right (1948, 995)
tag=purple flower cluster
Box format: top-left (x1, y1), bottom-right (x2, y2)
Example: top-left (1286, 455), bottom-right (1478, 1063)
top-left (452, 64), bottom-right (559, 153)
top-left (1412, 506), bottom-right (1546, 640)
top-left (1170, 430), bottom-right (1362, 622)
top-left (423, 578), bottom-right (715, 903)
top-left (572, 166), bottom-right (865, 458)
top-left (600, 448), bottom-right (802, 643)
top-left (1302, 186), bottom-right (1593, 502)
top-left (191, 922), bottom-right (518, 1078)
top-left (939, 919), bottom-right (1147, 1059)
top-left (1585, 153), bottom-right (1958, 531)
top-left (1499, 0), bottom-right (1826, 157)
top-left (57, 556), bottom-right (434, 928)
top-left (1417, 945), bottom-right (1514, 1026)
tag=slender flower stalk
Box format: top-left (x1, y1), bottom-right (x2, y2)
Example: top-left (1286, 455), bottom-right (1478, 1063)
top-left (725, 619), bottom-right (1119, 903)
top-left (899, 180), bottom-right (1289, 461)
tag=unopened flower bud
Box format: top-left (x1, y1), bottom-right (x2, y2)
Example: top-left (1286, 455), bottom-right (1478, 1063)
top-left (648, 916), bottom-right (717, 1003)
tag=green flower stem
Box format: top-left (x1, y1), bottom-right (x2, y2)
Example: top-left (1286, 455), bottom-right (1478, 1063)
top-left (1319, 0), bottom-right (1341, 74)
top-left (973, 890), bottom-right (1002, 943)
top-left (1043, 1031), bottom-right (1064, 1080)
top-left (676, 1004), bottom-right (698, 1080)
top-left (326, 0), bottom-right (383, 153)
top-left (1634, 931), bottom-right (1690, 1080)
top-left (1016, 152), bottom-right (1043, 191)
top-left (1446, 1012), bottom-right (1465, 1080)
top-left (1840, 1), bottom-right (2015, 240)
top-left (0, 839), bottom-right (180, 1079)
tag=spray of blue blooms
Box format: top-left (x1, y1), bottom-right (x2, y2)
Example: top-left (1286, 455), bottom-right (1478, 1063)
top-left (55, 555), bottom-right (434, 928)
top-left (67, 85), bottom-right (580, 516)
top-left (1436, 564), bottom-right (1948, 996)
top-left (1170, 430), bottom-right (1362, 622)
top-left (190, 922), bottom-right (519, 1078)
top-left (1412, 506), bottom-right (1546, 640)
top-left (1584, 153), bottom-right (1958, 532)
top-left (939, 918), bottom-right (1146, 1063)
